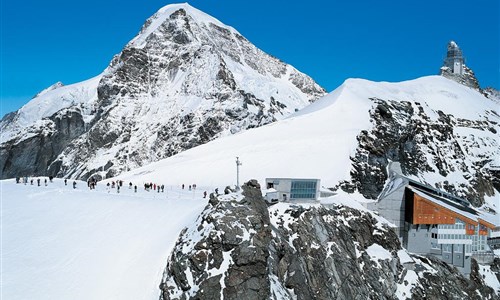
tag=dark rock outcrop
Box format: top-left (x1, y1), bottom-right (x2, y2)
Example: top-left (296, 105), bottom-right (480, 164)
top-left (0, 109), bottom-right (85, 178)
top-left (159, 181), bottom-right (499, 299)
top-left (339, 97), bottom-right (499, 207)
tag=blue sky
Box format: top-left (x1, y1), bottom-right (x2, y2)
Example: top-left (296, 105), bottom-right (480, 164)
top-left (1, 0), bottom-right (499, 116)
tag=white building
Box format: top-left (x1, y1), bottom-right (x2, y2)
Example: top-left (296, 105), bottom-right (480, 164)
top-left (265, 178), bottom-right (320, 202)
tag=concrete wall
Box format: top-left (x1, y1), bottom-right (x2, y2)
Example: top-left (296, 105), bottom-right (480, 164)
top-left (265, 179), bottom-right (291, 201)
top-left (441, 245), bottom-right (453, 264)
top-left (367, 182), bottom-right (407, 237)
top-left (406, 224), bottom-right (432, 254)
top-left (452, 244), bottom-right (465, 268)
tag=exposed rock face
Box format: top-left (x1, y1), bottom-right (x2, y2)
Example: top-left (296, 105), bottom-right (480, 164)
top-left (159, 181), bottom-right (498, 299)
top-left (0, 4), bottom-right (325, 180)
top-left (484, 87), bottom-right (500, 103)
top-left (0, 108), bottom-right (86, 178)
top-left (441, 64), bottom-right (481, 91)
top-left (339, 93), bottom-right (499, 207)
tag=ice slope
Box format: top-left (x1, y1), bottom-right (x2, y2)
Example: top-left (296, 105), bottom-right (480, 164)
top-left (114, 76), bottom-right (499, 201)
top-left (1, 178), bottom-right (207, 300)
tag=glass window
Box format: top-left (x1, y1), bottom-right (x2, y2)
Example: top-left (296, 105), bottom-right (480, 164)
top-left (290, 180), bottom-right (317, 199)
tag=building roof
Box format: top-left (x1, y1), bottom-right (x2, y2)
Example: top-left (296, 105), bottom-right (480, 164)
top-left (408, 186), bottom-right (499, 228)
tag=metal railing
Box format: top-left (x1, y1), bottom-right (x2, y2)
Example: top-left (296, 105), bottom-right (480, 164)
top-left (472, 252), bottom-right (495, 265)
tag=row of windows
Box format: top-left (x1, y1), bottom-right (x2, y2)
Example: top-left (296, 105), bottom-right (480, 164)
top-left (439, 219), bottom-right (465, 230)
top-left (438, 219), bottom-right (483, 232)
top-left (436, 233), bottom-right (469, 240)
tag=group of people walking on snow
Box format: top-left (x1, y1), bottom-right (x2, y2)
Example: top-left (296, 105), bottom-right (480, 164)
top-left (15, 176), bottom-right (220, 199)
top-left (16, 176), bottom-right (77, 188)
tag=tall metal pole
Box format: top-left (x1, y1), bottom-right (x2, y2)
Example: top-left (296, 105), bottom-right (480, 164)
top-left (236, 157), bottom-right (242, 191)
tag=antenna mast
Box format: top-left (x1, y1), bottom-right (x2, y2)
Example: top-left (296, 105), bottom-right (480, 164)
top-left (236, 157), bottom-right (242, 190)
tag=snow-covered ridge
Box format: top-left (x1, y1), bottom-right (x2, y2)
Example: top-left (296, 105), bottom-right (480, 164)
top-left (33, 81), bottom-right (64, 98)
top-left (114, 75), bottom-right (499, 205)
top-left (0, 75), bottom-right (101, 143)
top-left (292, 75), bottom-right (498, 119)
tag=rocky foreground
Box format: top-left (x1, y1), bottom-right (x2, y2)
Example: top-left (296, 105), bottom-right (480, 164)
top-left (159, 181), bottom-right (499, 300)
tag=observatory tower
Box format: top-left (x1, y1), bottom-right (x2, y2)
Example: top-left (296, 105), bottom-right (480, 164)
top-left (439, 40), bottom-right (480, 90)
top-left (443, 41), bottom-right (464, 75)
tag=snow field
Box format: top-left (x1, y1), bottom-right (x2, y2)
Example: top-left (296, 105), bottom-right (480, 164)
top-left (1, 178), bottom-right (208, 300)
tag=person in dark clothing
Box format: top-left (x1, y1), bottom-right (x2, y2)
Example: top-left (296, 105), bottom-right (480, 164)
top-left (161, 185), bottom-right (164, 192)
top-left (37, 178), bottom-right (41, 186)
top-left (182, 184), bottom-right (185, 189)
top-left (134, 185), bottom-right (137, 193)
top-left (73, 181), bottom-right (77, 189)
top-left (215, 188), bottom-right (219, 195)
top-left (44, 178), bottom-right (47, 186)
top-left (129, 182), bottom-right (132, 189)
top-left (203, 191), bottom-right (207, 198)
top-left (49, 176), bottom-right (53, 183)
top-left (30, 179), bottom-right (34, 185)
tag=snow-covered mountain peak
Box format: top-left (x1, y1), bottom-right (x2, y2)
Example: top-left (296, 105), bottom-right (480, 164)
top-left (129, 3), bottom-right (239, 49)
top-left (1, 3), bottom-right (325, 180)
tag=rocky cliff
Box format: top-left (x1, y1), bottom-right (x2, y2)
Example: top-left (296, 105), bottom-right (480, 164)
top-left (0, 3), bottom-right (325, 180)
top-left (340, 95), bottom-right (499, 207)
top-left (159, 181), bottom-right (499, 299)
